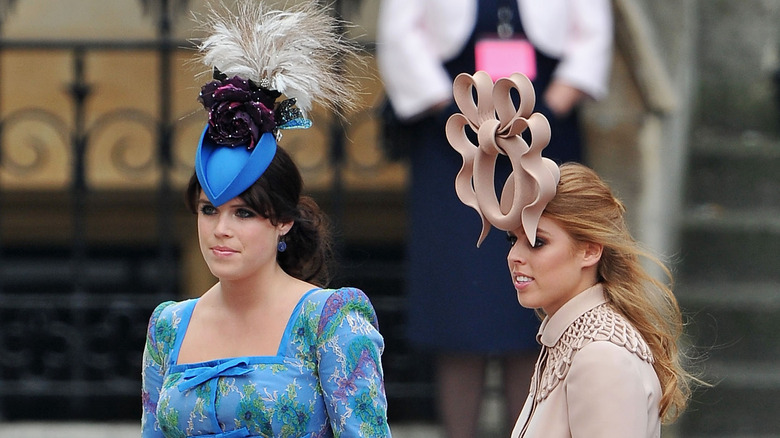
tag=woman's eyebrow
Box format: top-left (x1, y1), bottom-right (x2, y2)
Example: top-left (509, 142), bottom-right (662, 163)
top-left (534, 228), bottom-right (552, 238)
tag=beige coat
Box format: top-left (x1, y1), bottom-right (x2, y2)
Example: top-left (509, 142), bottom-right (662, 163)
top-left (511, 285), bottom-right (662, 438)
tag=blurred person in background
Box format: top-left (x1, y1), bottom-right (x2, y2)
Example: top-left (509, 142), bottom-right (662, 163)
top-left (376, 0), bottom-right (612, 436)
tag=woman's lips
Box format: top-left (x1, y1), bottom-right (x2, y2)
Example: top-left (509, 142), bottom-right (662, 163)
top-left (513, 273), bottom-right (533, 289)
top-left (211, 246), bottom-right (237, 256)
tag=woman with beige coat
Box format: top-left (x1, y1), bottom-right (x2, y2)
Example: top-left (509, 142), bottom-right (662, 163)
top-left (445, 71), bottom-right (695, 437)
top-left (506, 164), bottom-right (689, 437)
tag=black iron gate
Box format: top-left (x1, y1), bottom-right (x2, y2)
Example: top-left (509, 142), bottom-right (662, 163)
top-left (0, 0), bottom-right (189, 419)
top-left (0, 0), bottom-right (433, 422)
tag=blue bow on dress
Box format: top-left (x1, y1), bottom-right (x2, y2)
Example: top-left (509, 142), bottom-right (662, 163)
top-left (177, 358), bottom-right (255, 392)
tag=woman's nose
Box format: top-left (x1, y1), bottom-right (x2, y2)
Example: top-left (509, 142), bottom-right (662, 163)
top-left (214, 214), bottom-right (232, 236)
top-left (507, 243), bottom-right (527, 264)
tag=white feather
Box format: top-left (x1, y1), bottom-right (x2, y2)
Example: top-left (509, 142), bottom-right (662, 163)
top-left (198, 0), bottom-right (361, 115)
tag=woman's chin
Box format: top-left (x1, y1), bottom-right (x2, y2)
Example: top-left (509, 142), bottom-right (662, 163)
top-left (515, 292), bottom-right (537, 310)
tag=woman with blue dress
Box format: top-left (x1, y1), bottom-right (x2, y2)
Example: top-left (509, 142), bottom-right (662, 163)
top-left (141, 2), bottom-right (391, 437)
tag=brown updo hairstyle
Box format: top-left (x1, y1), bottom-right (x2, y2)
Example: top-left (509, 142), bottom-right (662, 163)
top-left (186, 146), bottom-right (333, 287)
top-left (542, 162), bottom-right (696, 423)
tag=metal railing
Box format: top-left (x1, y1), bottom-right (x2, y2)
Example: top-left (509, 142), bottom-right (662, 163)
top-left (0, 0), bottom-right (430, 420)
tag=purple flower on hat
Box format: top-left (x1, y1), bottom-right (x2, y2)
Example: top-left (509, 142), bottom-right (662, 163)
top-left (199, 75), bottom-right (278, 150)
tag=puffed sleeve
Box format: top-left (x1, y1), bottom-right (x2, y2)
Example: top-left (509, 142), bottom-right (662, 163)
top-left (566, 342), bottom-right (660, 438)
top-left (316, 288), bottom-right (391, 437)
top-left (141, 301), bottom-right (176, 438)
top-left (376, 0), bottom-right (474, 120)
top-left (520, 0), bottom-right (613, 100)
top-left (555, 0), bottom-right (613, 99)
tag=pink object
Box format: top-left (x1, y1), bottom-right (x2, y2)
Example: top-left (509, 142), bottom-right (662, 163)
top-left (446, 71), bottom-right (559, 248)
top-left (475, 38), bottom-right (537, 81)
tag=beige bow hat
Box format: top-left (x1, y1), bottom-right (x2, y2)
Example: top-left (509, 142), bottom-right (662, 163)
top-left (446, 71), bottom-right (560, 247)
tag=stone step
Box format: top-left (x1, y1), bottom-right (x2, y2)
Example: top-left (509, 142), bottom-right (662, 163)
top-left (678, 360), bottom-right (780, 437)
top-left (678, 107), bottom-right (780, 438)
top-left (677, 281), bottom-right (780, 435)
top-left (677, 281), bottom-right (780, 363)
top-left (686, 130), bottom-right (780, 210)
top-left (677, 209), bottom-right (780, 282)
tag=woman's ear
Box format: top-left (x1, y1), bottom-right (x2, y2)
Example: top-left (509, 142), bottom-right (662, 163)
top-left (278, 221), bottom-right (294, 236)
top-left (581, 242), bottom-right (603, 268)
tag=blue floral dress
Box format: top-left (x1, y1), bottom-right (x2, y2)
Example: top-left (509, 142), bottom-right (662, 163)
top-left (141, 287), bottom-right (391, 437)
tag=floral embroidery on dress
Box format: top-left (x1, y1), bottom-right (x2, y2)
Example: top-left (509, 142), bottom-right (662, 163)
top-left (141, 288), bottom-right (390, 438)
top-left (353, 386), bottom-right (389, 437)
top-left (145, 301), bottom-right (178, 371)
top-left (236, 384), bottom-right (275, 436)
top-left (157, 397), bottom-right (185, 438)
top-left (291, 301), bottom-right (322, 371)
top-left (317, 289), bottom-right (378, 342)
top-left (274, 382), bottom-right (311, 437)
top-left (142, 301), bottom-right (180, 420)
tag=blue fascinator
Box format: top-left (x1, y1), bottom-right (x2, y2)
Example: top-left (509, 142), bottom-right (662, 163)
top-left (194, 0), bottom-right (361, 206)
top-left (195, 71), bottom-right (308, 206)
top-left (195, 127), bottom-right (277, 207)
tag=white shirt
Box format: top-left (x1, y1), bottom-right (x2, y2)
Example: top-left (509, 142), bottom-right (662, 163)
top-left (376, 0), bottom-right (613, 119)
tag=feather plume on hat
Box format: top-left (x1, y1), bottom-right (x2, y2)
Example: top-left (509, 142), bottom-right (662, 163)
top-left (197, 0), bottom-right (362, 116)
top-left (193, 1), bottom-right (363, 207)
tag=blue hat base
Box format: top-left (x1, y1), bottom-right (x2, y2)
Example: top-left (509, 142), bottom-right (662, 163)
top-left (194, 126), bottom-right (277, 206)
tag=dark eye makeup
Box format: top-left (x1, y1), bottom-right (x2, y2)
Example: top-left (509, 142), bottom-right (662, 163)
top-left (199, 203), bottom-right (217, 215)
top-left (507, 232), bottom-right (546, 249)
top-left (235, 208), bottom-right (256, 219)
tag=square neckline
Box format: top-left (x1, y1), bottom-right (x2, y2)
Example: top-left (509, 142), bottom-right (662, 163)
top-left (169, 287), bottom-right (322, 370)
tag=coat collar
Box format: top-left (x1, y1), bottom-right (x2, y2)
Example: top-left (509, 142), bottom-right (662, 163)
top-left (536, 284), bottom-right (606, 347)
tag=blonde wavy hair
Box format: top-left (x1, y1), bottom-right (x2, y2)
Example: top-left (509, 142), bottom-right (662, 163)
top-left (542, 162), bottom-right (693, 423)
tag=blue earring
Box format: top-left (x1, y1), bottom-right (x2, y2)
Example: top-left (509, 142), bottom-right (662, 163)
top-left (277, 240), bottom-right (287, 253)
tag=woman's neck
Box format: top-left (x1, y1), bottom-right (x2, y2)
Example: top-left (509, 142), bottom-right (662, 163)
top-left (213, 264), bottom-right (299, 312)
